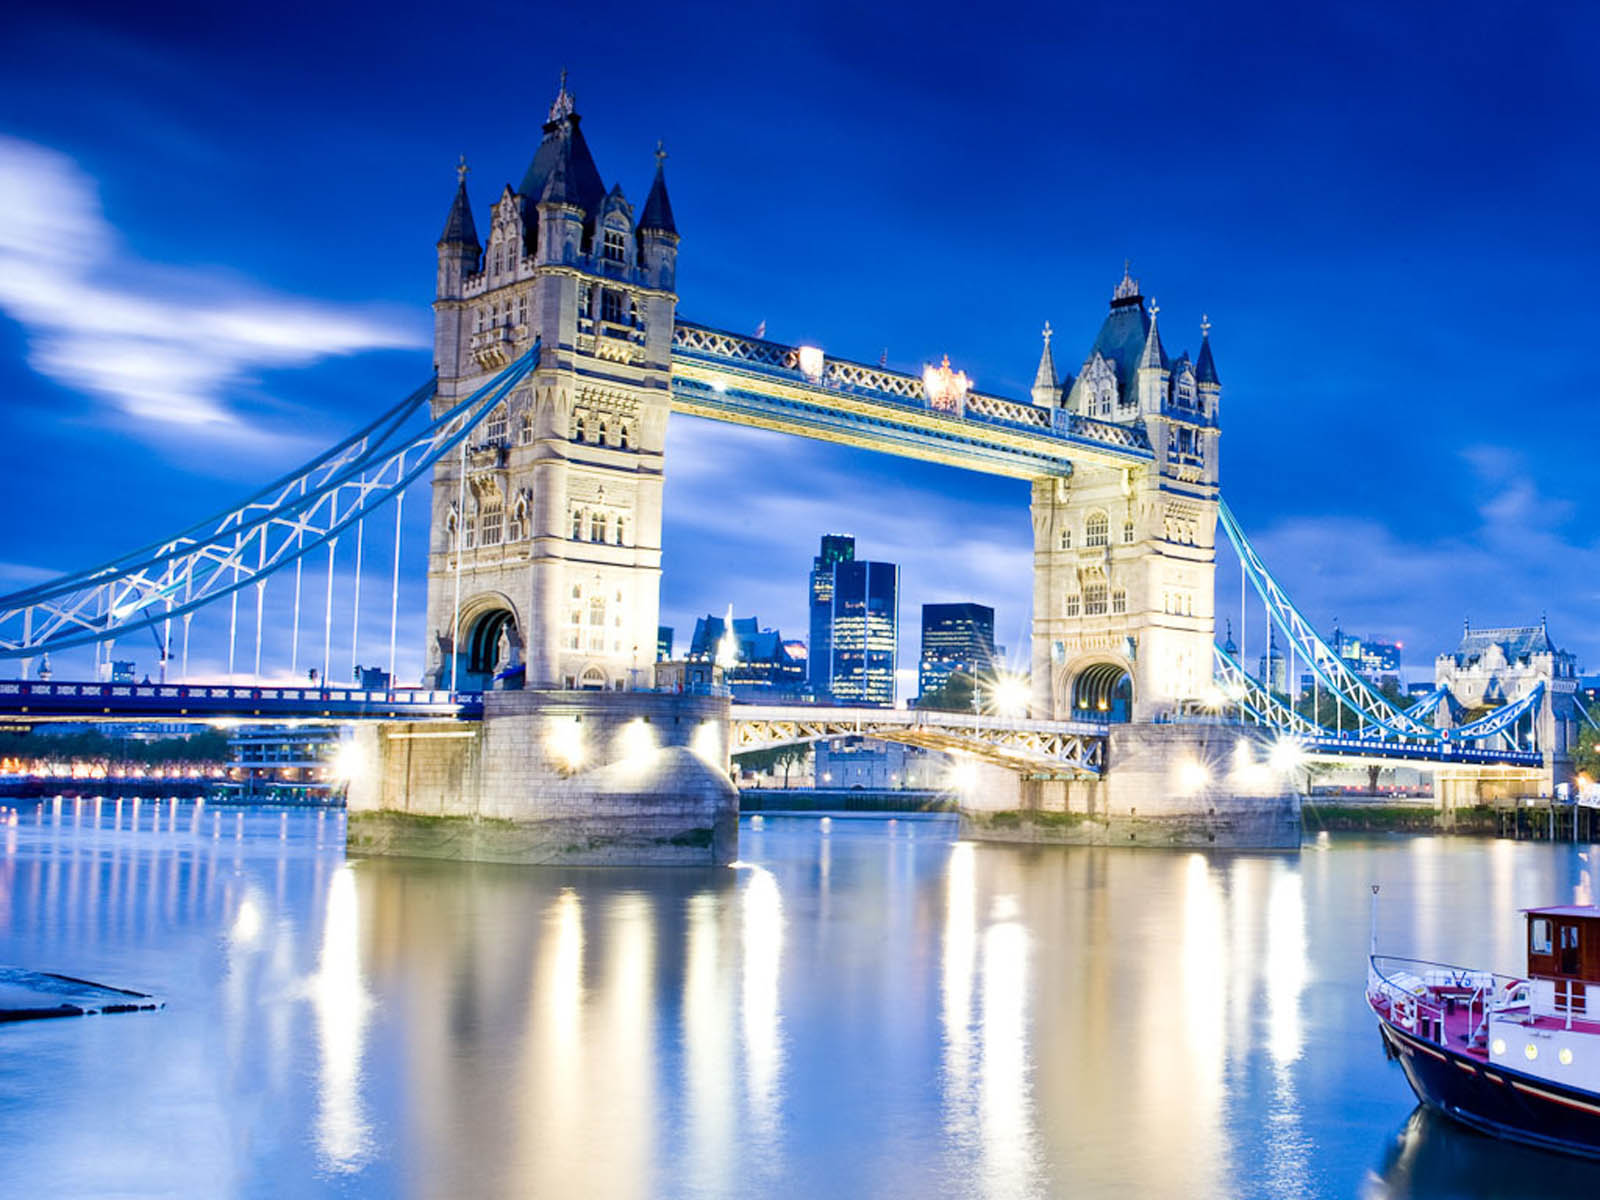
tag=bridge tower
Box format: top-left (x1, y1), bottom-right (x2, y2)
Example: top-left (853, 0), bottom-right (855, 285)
top-left (426, 77), bottom-right (679, 691)
top-left (1030, 268), bottom-right (1221, 722)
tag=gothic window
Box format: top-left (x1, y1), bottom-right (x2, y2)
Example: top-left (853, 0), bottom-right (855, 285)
top-left (629, 298), bottom-right (640, 326)
top-left (1059, 528), bottom-right (1072, 550)
top-left (485, 404), bottom-right (507, 444)
top-left (571, 584), bottom-right (582, 600)
top-left (1112, 589), bottom-right (1127, 614)
top-left (603, 228), bottom-right (626, 264)
top-left (1085, 512), bottom-right (1109, 548)
top-left (519, 412), bottom-right (533, 445)
top-left (463, 514), bottom-right (476, 550)
top-left (590, 512), bottom-right (606, 542)
top-left (589, 596), bottom-right (606, 626)
top-left (619, 423), bottom-right (630, 450)
top-left (1122, 520), bottom-right (1135, 544)
top-left (494, 248), bottom-right (503, 274)
top-left (571, 508), bottom-right (583, 540)
top-left (614, 517), bottom-right (626, 545)
top-left (574, 414), bottom-right (586, 442)
top-left (508, 495), bottom-right (527, 541)
top-left (1064, 593), bottom-right (1081, 618)
top-left (480, 502), bottom-right (503, 546)
top-left (598, 420), bottom-right (609, 446)
top-left (474, 308), bottom-right (484, 333)
top-left (1084, 583), bottom-right (1108, 615)
top-left (516, 296), bottom-right (527, 327)
top-left (601, 289), bottom-right (624, 323)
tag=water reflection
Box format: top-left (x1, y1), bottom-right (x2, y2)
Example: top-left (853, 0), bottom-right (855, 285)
top-left (8, 806), bottom-right (1600, 1196)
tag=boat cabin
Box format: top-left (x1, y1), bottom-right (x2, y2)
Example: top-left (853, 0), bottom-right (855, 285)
top-left (1527, 906), bottom-right (1600, 1011)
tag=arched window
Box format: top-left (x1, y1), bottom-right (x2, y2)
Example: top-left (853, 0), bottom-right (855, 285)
top-left (598, 420), bottom-right (609, 446)
top-left (519, 411), bottom-right (534, 445)
top-left (1059, 528), bottom-right (1072, 550)
top-left (1085, 512), bottom-right (1109, 548)
top-left (480, 502), bottom-right (502, 546)
top-left (463, 514), bottom-right (476, 549)
top-left (603, 228), bottom-right (626, 264)
top-left (516, 296), bottom-right (527, 326)
top-left (1064, 593), bottom-right (1081, 617)
top-left (1111, 589), bottom-right (1127, 614)
top-left (571, 508), bottom-right (584, 540)
top-left (591, 512), bottom-right (606, 542)
top-left (581, 666), bottom-right (606, 689)
top-left (494, 248), bottom-right (503, 274)
top-left (574, 415), bottom-right (586, 442)
top-left (571, 584), bottom-right (582, 600)
top-left (614, 517), bottom-right (626, 546)
top-left (1084, 583), bottom-right (1107, 615)
top-left (474, 308), bottom-right (484, 333)
top-left (1122, 520), bottom-right (1135, 544)
top-left (619, 423), bottom-right (630, 450)
top-left (508, 495), bottom-right (527, 541)
top-left (588, 596), bottom-right (607, 626)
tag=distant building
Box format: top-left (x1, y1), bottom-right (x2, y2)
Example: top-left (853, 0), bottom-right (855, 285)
top-left (657, 626), bottom-right (674, 662)
top-left (688, 614), bottom-right (805, 701)
top-left (808, 535), bottom-right (855, 699)
top-left (217, 725), bottom-right (341, 804)
top-left (814, 736), bottom-right (945, 789)
top-left (1333, 629), bottom-right (1402, 686)
top-left (830, 560), bottom-right (898, 707)
top-left (1257, 628), bottom-right (1288, 696)
top-left (919, 602), bottom-right (996, 700)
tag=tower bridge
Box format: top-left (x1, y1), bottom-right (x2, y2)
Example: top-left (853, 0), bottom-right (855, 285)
top-left (0, 75), bottom-right (1584, 862)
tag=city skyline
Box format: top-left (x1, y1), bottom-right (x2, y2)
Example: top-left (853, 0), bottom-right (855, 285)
top-left (2, 3), bottom-right (1598, 686)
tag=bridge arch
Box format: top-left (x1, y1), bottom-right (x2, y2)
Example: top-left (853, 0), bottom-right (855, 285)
top-left (455, 593), bottom-right (522, 690)
top-left (1066, 656), bottom-right (1133, 722)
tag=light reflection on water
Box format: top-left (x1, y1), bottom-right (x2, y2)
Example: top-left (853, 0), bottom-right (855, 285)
top-left (5, 801), bottom-right (1600, 1196)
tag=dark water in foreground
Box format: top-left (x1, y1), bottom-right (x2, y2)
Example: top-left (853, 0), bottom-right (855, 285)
top-left (5, 800), bottom-right (1600, 1198)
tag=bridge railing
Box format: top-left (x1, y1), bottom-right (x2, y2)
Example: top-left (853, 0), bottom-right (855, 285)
top-left (0, 679), bottom-right (481, 719)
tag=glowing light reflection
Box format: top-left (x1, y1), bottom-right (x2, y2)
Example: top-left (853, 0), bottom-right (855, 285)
top-left (308, 864), bottom-right (372, 1173)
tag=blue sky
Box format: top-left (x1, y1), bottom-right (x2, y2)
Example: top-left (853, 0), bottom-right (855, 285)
top-left (3, 1), bottom-right (1598, 686)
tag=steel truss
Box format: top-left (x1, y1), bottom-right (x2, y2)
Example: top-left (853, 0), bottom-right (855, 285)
top-left (0, 345), bottom-right (541, 659)
top-left (729, 705), bottom-right (1106, 776)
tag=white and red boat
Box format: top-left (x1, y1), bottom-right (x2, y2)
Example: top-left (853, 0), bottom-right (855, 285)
top-left (1369, 902), bottom-right (1600, 1158)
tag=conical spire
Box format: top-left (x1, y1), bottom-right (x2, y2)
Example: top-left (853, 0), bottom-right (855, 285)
top-left (639, 141), bottom-right (677, 235)
top-left (438, 156), bottom-right (480, 249)
top-left (539, 148), bottom-right (576, 207)
top-left (1031, 321), bottom-right (1058, 405)
top-left (1137, 300), bottom-right (1168, 370)
top-left (1195, 313), bottom-right (1220, 385)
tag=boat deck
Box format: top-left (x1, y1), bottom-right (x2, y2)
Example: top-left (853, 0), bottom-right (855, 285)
top-left (1370, 982), bottom-right (1600, 1060)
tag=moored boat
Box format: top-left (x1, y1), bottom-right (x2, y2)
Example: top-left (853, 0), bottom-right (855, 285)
top-left (1368, 902), bottom-right (1600, 1159)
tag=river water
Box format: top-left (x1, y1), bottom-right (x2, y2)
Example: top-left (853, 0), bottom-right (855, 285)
top-left (4, 799), bottom-right (1600, 1198)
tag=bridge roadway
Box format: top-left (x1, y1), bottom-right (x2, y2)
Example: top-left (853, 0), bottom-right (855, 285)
top-left (730, 704), bottom-right (1110, 776)
top-left (0, 679), bottom-right (481, 723)
top-left (669, 321), bottom-right (1153, 479)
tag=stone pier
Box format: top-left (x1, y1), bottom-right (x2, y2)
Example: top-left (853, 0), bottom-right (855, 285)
top-left (960, 723), bottom-right (1303, 850)
top-left (345, 691), bottom-right (737, 867)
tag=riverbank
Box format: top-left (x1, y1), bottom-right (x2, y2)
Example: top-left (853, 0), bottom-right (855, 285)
top-left (739, 788), bottom-right (955, 813)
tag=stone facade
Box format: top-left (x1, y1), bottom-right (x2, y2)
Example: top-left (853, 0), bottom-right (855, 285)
top-left (345, 690), bottom-right (737, 866)
top-left (1030, 271), bottom-right (1221, 722)
top-left (426, 79), bottom-right (678, 694)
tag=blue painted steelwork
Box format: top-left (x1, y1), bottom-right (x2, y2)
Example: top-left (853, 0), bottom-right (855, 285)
top-left (0, 345), bottom-right (541, 660)
top-left (1219, 501), bottom-right (1544, 751)
top-left (669, 321), bottom-right (1152, 477)
top-left (0, 679), bottom-right (481, 722)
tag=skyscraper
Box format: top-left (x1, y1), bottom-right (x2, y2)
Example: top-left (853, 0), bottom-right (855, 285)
top-left (808, 534), bottom-right (855, 698)
top-left (830, 559), bottom-right (898, 707)
top-left (919, 602), bottom-right (996, 700)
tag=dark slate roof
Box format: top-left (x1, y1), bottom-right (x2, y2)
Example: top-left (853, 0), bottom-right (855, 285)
top-left (1196, 334), bottom-right (1220, 385)
top-left (1081, 292), bottom-right (1151, 404)
top-left (438, 180), bottom-right (480, 248)
top-left (639, 163), bottom-right (676, 234)
top-left (1449, 625), bottom-right (1557, 664)
top-left (519, 112), bottom-right (607, 216)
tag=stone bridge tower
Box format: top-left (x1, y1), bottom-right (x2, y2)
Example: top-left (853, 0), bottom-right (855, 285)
top-left (1029, 268), bottom-right (1221, 722)
top-left (425, 77), bottom-right (679, 691)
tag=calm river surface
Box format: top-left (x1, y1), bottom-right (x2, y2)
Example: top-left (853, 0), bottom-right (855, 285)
top-left (5, 800), bottom-right (1600, 1198)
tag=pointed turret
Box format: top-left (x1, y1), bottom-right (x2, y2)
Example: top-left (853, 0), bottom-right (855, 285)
top-left (639, 142), bottom-right (677, 235)
top-left (436, 157), bottom-right (481, 300)
top-left (1137, 300), bottom-right (1168, 371)
top-left (438, 164), bottom-right (480, 251)
top-left (1134, 299), bottom-right (1170, 411)
top-left (1031, 321), bottom-right (1059, 407)
top-left (1195, 313), bottom-right (1220, 386)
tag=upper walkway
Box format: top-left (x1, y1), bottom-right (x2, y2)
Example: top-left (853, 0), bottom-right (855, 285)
top-left (0, 680), bottom-right (481, 723)
top-left (668, 321), bottom-right (1152, 479)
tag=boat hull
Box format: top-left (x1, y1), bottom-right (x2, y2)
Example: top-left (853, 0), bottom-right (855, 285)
top-left (1377, 1015), bottom-right (1600, 1160)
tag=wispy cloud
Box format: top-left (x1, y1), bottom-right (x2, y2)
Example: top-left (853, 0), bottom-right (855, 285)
top-left (0, 135), bottom-right (424, 430)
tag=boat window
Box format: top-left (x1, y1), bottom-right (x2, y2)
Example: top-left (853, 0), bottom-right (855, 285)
top-left (1531, 918), bottom-right (1552, 955)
